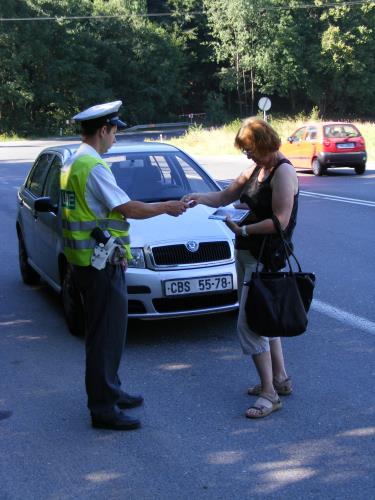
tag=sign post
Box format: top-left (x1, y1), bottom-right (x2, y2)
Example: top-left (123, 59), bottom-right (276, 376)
top-left (258, 97), bottom-right (271, 121)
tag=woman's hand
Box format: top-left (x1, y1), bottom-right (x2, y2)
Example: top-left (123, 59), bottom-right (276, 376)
top-left (181, 193), bottom-right (200, 208)
top-left (224, 216), bottom-right (241, 236)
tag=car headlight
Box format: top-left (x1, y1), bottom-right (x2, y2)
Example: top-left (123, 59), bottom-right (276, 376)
top-left (128, 248), bottom-right (146, 268)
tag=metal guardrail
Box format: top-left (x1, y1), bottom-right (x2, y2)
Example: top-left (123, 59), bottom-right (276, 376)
top-left (123, 122), bottom-right (190, 133)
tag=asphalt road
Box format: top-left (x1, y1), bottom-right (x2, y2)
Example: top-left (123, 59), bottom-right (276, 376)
top-left (0, 139), bottom-right (374, 499)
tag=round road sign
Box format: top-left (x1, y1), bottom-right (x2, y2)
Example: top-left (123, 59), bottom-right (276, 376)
top-left (258, 97), bottom-right (271, 111)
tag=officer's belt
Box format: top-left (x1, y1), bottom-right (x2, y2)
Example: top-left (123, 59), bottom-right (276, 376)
top-left (62, 219), bottom-right (130, 232)
top-left (63, 236), bottom-right (130, 250)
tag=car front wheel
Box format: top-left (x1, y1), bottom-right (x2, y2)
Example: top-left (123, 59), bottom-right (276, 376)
top-left (61, 263), bottom-right (85, 337)
top-left (18, 232), bottom-right (40, 285)
top-left (312, 158), bottom-right (325, 176)
top-left (355, 163), bottom-right (366, 175)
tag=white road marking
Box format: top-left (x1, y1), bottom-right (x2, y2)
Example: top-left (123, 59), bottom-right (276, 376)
top-left (300, 191), bottom-right (375, 207)
top-left (312, 299), bottom-right (375, 335)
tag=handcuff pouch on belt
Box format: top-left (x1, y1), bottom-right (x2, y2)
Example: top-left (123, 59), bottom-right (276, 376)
top-left (90, 228), bottom-right (126, 270)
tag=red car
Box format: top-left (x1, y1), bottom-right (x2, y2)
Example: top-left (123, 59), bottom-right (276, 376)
top-left (280, 122), bottom-right (367, 176)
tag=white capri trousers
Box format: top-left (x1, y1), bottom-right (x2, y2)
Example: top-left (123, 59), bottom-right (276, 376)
top-left (235, 249), bottom-right (279, 355)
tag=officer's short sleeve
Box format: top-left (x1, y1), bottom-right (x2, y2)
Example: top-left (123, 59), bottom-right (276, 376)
top-left (87, 164), bottom-right (130, 211)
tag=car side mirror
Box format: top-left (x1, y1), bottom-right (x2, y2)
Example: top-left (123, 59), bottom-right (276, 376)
top-left (287, 136), bottom-right (294, 143)
top-left (34, 196), bottom-right (58, 214)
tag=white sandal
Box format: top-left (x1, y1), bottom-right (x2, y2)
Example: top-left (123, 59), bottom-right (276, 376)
top-left (245, 392), bottom-right (282, 419)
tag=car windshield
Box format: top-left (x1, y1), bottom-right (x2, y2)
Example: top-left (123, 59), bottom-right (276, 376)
top-left (104, 150), bottom-right (219, 202)
top-left (324, 124), bottom-right (360, 139)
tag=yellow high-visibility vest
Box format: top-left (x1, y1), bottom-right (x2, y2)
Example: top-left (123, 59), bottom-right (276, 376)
top-left (60, 154), bottom-right (131, 266)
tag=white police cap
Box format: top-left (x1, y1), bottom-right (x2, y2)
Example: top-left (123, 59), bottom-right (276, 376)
top-left (72, 100), bottom-right (126, 129)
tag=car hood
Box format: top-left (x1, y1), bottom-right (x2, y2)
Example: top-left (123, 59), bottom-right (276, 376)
top-left (128, 204), bottom-right (234, 247)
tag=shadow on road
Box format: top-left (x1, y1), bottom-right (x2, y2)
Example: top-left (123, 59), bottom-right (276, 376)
top-left (127, 310), bottom-right (238, 346)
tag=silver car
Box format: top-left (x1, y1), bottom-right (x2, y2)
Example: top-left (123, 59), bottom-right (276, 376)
top-left (16, 142), bottom-right (238, 336)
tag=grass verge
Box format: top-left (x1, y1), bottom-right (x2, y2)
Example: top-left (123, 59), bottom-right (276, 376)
top-left (0, 133), bottom-right (24, 142)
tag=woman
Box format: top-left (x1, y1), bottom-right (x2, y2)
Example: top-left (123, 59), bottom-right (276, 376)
top-left (183, 117), bottom-right (299, 418)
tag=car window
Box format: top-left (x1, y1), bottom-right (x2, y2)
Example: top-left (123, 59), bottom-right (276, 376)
top-left (150, 155), bottom-right (171, 182)
top-left (174, 154), bottom-right (217, 193)
top-left (26, 154), bottom-right (53, 196)
top-left (105, 151), bottom-right (218, 202)
top-left (43, 155), bottom-right (63, 206)
top-left (291, 127), bottom-right (306, 142)
top-left (324, 124), bottom-right (360, 139)
top-left (306, 127), bottom-right (317, 141)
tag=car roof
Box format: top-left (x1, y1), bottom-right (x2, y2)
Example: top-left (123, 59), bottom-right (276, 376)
top-left (40, 141), bottom-right (181, 157)
top-left (298, 121), bottom-right (358, 127)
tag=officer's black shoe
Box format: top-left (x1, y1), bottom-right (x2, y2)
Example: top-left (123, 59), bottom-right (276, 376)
top-left (117, 392), bottom-right (144, 409)
top-left (91, 411), bottom-right (141, 431)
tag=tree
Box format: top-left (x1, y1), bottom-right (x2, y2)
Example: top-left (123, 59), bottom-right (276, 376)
top-left (0, 0), bottom-right (188, 134)
top-left (316, 1), bottom-right (375, 115)
top-left (203, 1), bottom-right (309, 115)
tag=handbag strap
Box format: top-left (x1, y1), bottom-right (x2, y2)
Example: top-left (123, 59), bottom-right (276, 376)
top-left (272, 215), bottom-right (302, 272)
top-left (254, 216), bottom-right (302, 274)
top-left (255, 235), bottom-right (268, 273)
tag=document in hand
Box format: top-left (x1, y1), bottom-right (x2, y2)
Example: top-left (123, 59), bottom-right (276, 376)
top-left (208, 208), bottom-right (250, 223)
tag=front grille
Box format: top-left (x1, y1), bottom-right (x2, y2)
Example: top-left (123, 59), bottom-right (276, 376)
top-left (128, 300), bottom-right (147, 314)
top-left (152, 241), bottom-right (231, 266)
top-left (127, 286), bottom-right (151, 294)
top-left (153, 291), bottom-right (238, 313)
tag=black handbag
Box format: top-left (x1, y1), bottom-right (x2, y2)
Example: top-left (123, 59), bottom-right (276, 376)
top-left (244, 217), bottom-right (315, 338)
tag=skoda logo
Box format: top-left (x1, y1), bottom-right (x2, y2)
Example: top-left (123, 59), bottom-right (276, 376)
top-left (186, 240), bottom-right (199, 252)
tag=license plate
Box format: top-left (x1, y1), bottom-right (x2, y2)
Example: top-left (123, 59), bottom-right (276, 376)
top-left (164, 274), bottom-right (233, 296)
top-left (337, 142), bottom-right (355, 149)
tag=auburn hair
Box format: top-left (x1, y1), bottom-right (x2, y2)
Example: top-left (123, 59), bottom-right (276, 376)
top-left (234, 117), bottom-right (281, 157)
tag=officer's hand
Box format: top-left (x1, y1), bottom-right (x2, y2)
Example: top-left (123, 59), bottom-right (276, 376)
top-left (164, 200), bottom-right (188, 217)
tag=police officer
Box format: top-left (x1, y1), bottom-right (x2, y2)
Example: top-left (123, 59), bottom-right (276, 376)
top-left (61, 101), bottom-right (187, 430)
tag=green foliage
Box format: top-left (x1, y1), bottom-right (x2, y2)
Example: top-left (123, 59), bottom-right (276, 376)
top-left (316, 2), bottom-right (375, 115)
top-left (0, 0), bottom-right (188, 135)
top-left (203, 91), bottom-right (229, 125)
top-left (309, 106), bottom-right (320, 120)
top-left (161, 1), bottom-right (216, 116)
top-left (222, 118), bottom-right (242, 133)
top-left (0, 0), bottom-right (374, 136)
top-left (203, 0), bottom-right (309, 115)
top-left (203, 0), bottom-right (375, 119)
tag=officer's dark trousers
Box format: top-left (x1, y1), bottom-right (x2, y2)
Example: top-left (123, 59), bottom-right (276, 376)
top-left (73, 264), bottom-right (128, 417)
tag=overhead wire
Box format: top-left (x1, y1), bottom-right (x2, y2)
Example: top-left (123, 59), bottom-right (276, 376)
top-left (0, 1), bottom-right (374, 22)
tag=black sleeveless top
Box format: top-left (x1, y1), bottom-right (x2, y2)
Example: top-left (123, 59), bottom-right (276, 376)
top-left (235, 158), bottom-right (299, 271)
